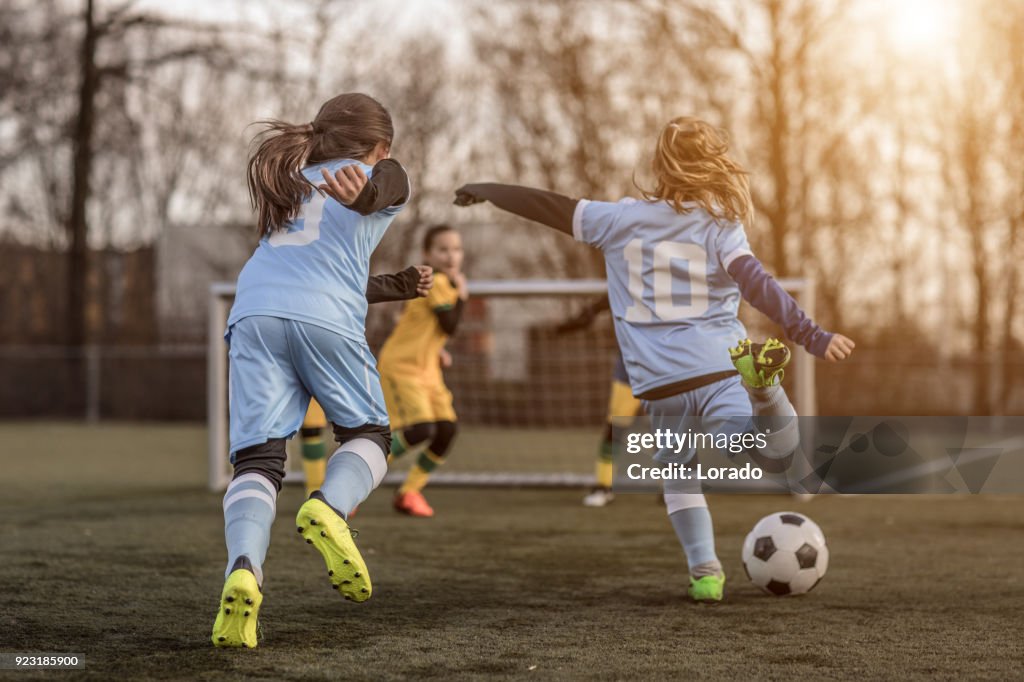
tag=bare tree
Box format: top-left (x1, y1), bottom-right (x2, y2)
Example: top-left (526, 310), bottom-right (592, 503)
top-left (0, 0), bottom-right (233, 344)
top-left (469, 1), bottom-right (651, 278)
top-left (932, 0), bottom-right (1024, 413)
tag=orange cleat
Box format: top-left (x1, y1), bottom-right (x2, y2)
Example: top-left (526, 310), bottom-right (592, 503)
top-left (393, 490), bottom-right (434, 517)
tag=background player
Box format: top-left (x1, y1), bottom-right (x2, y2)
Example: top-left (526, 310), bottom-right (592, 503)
top-left (454, 116), bottom-right (854, 602)
top-left (213, 93), bottom-right (410, 648)
top-left (554, 296), bottom-right (643, 507)
top-left (378, 224), bottom-right (469, 517)
top-left (300, 265), bottom-right (434, 496)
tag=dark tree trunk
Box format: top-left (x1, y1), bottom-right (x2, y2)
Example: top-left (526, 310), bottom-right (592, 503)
top-left (963, 139), bottom-right (990, 414)
top-left (766, 0), bottom-right (790, 277)
top-left (68, 0), bottom-right (98, 346)
top-left (998, 212), bottom-right (1020, 412)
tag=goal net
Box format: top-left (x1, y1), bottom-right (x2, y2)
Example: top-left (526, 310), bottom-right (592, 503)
top-left (207, 279), bottom-right (816, 491)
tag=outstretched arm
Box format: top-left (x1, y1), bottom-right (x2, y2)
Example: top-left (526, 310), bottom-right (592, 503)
top-left (366, 265), bottom-right (432, 304)
top-left (454, 183), bottom-right (577, 235)
top-left (727, 255), bottom-right (854, 361)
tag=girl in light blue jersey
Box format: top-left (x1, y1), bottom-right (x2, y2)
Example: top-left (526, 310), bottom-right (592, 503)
top-left (213, 93), bottom-right (414, 648)
top-left (455, 117), bottom-right (854, 603)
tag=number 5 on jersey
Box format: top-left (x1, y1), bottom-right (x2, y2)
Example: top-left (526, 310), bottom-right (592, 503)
top-left (623, 239), bottom-right (709, 322)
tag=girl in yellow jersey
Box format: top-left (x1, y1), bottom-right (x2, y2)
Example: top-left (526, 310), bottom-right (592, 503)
top-left (379, 224), bottom-right (468, 517)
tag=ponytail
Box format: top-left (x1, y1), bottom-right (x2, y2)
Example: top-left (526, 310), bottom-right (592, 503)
top-left (246, 93), bottom-right (394, 237)
top-left (246, 121), bottom-right (317, 237)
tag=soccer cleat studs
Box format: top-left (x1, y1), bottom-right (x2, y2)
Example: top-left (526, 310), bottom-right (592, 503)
top-left (731, 337), bottom-right (791, 388)
top-left (212, 567), bottom-right (262, 648)
top-left (296, 498), bottom-right (373, 603)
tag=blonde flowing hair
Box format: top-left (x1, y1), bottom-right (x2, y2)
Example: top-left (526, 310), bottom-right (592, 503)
top-left (636, 117), bottom-right (753, 226)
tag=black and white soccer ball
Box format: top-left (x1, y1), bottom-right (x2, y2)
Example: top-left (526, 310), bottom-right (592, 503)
top-left (741, 512), bottom-right (828, 596)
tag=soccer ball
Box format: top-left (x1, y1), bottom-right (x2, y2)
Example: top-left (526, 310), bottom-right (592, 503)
top-left (741, 512), bottom-right (828, 596)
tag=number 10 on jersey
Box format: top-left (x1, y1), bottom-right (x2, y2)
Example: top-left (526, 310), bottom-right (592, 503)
top-left (623, 239), bottom-right (709, 322)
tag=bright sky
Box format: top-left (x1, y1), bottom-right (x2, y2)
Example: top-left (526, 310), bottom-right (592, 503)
top-left (133, 0), bottom-right (474, 67)
top-left (135, 0), bottom-right (462, 34)
top-left (883, 0), bottom-right (960, 53)
top-left (135, 0), bottom-right (963, 70)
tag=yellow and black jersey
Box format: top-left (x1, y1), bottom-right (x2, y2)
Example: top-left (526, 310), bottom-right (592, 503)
top-left (378, 272), bottom-right (461, 379)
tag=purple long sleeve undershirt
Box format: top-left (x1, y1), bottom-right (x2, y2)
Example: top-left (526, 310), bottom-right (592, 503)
top-left (726, 255), bottom-right (833, 358)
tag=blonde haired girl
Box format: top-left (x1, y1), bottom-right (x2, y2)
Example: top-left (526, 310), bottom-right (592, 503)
top-left (455, 117), bottom-right (853, 603)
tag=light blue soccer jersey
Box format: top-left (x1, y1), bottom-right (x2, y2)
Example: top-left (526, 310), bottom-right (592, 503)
top-left (573, 198), bottom-right (751, 395)
top-left (228, 159), bottom-right (408, 342)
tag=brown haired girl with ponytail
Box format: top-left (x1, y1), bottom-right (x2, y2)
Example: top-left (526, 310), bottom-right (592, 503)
top-left (246, 92), bottom-right (401, 236)
top-left (212, 93), bottom-right (424, 648)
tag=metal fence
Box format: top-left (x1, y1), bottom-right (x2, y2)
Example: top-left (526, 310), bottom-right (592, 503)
top-left (2, 346), bottom-right (1023, 421)
top-left (0, 345), bottom-right (205, 421)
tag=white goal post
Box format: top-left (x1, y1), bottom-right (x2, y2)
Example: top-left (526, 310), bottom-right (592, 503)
top-left (208, 279), bottom-right (816, 491)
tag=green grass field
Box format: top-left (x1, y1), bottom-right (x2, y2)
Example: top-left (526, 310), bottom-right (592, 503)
top-left (1, 422), bottom-right (1023, 680)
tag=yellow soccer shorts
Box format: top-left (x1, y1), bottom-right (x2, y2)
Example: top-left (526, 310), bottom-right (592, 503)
top-left (303, 398), bottom-right (328, 430)
top-left (607, 380), bottom-right (642, 427)
top-left (381, 373), bottom-right (457, 431)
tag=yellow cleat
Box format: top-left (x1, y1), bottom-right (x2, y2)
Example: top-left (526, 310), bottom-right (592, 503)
top-left (729, 338), bottom-right (753, 361)
top-left (731, 337), bottom-right (791, 388)
top-left (296, 497), bottom-right (372, 602)
top-left (211, 562), bottom-right (262, 648)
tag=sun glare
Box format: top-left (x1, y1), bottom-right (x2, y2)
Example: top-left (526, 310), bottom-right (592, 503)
top-left (885, 0), bottom-right (959, 55)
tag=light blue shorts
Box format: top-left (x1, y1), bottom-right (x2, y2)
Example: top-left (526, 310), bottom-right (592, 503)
top-left (227, 316), bottom-right (389, 455)
top-left (642, 375), bottom-right (753, 464)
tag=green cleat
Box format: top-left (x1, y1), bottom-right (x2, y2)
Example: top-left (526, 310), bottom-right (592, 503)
top-left (730, 338), bottom-right (791, 388)
top-left (688, 573), bottom-right (726, 603)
